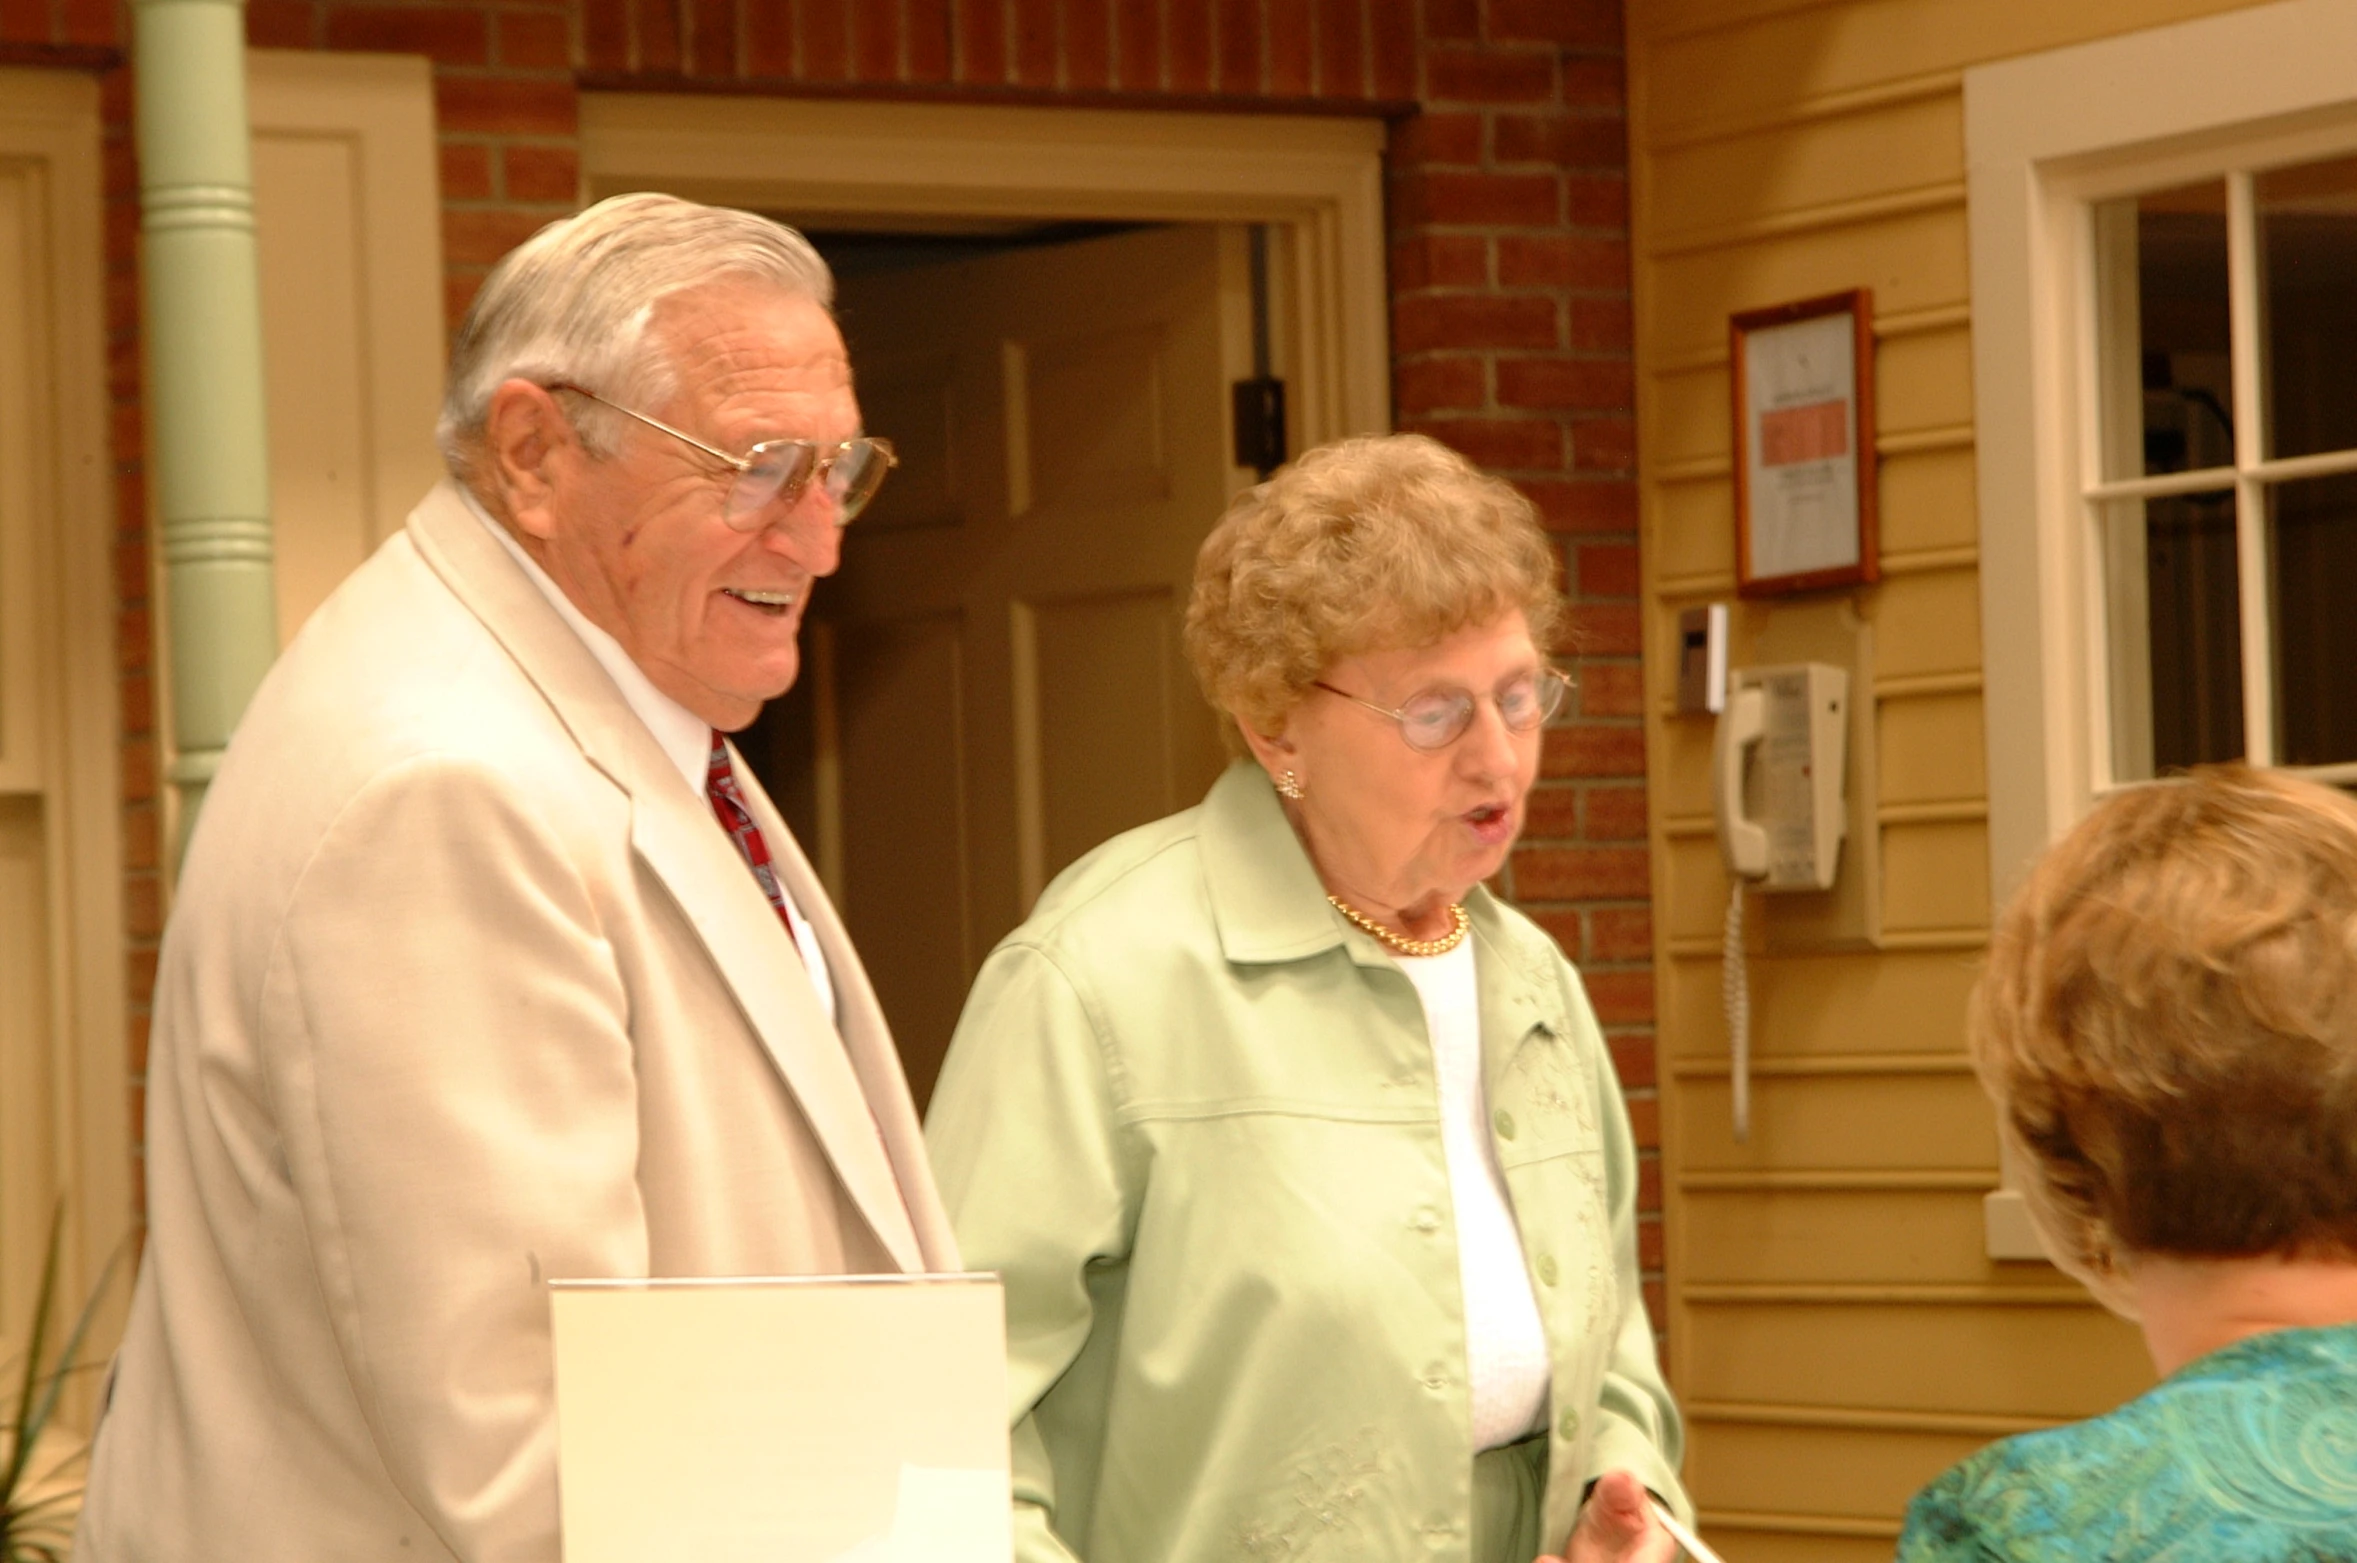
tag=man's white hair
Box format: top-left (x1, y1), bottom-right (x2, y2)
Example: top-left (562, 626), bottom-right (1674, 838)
top-left (436, 191), bottom-right (835, 480)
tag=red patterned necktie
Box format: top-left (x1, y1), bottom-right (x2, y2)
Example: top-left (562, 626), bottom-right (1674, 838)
top-left (706, 732), bottom-right (797, 942)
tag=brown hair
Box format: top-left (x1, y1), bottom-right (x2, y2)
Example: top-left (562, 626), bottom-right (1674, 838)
top-left (1183, 433), bottom-right (1563, 740)
top-left (1973, 765), bottom-right (2357, 1289)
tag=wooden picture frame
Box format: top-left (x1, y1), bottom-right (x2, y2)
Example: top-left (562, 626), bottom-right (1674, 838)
top-left (1731, 289), bottom-right (1878, 596)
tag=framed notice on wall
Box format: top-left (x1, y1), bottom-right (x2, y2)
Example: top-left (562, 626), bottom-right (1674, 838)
top-left (1731, 289), bottom-right (1878, 596)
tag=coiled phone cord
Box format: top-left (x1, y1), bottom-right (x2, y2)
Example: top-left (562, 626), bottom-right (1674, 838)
top-left (1722, 882), bottom-right (1751, 1143)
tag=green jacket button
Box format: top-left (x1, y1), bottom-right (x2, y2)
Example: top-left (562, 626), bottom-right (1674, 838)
top-left (1536, 1254), bottom-right (1559, 1287)
top-left (1557, 1408), bottom-right (1580, 1440)
top-left (1493, 1109), bottom-right (1517, 1141)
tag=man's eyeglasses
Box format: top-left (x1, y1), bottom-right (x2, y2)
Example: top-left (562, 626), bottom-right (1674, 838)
top-left (546, 381), bottom-right (897, 531)
top-left (1312, 667), bottom-right (1573, 752)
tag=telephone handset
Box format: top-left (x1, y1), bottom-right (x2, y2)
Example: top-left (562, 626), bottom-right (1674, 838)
top-left (1711, 663), bottom-right (1849, 1141)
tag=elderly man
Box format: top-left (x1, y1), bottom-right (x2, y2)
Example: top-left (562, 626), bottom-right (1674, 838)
top-left (76, 193), bottom-right (954, 1563)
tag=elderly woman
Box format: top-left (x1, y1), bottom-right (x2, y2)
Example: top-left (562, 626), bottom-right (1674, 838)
top-left (1896, 765), bottom-right (2357, 1560)
top-left (925, 434), bottom-right (1688, 1563)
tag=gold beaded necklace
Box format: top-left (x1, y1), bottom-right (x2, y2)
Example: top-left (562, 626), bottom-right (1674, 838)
top-left (1325, 895), bottom-right (1471, 958)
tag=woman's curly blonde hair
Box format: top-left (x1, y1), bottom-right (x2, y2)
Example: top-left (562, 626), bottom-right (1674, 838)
top-left (1183, 433), bottom-right (1563, 741)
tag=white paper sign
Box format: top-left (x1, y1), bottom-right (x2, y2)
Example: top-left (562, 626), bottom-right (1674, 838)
top-left (550, 1275), bottom-right (1010, 1563)
top-left (1743, 310), bottom-right (1860, 581)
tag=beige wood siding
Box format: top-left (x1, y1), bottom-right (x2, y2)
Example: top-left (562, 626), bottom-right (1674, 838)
top-left (1628, 1), bottom-right (2279, 1554)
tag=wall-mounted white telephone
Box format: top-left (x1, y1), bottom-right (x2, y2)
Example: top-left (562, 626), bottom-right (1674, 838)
top-left (1712, 663), bottom-right (1849, 1140)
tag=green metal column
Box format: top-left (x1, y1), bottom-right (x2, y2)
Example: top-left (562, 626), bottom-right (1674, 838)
top-left (134, 0), bottom-right (278, 849)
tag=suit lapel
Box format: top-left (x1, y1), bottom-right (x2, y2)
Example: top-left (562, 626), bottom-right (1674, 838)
top-left (406, 483), bottom-right (926, 1274)
top-left (726, 749), bottom-right (960, 1273)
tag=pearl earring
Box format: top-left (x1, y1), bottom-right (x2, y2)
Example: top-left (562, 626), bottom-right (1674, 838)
top-left (1276, 769), bottom-right (1304, 800)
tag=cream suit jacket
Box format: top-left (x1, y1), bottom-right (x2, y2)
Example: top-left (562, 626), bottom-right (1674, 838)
top-left (75, 483), bottom-right (960, 1563)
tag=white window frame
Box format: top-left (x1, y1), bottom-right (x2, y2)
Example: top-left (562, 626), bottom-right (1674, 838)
top-left (1967, 0), bottom-right (2357, 1259)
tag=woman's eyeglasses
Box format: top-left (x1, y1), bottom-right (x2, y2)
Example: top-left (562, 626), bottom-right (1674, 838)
top-left (546, 381), bottom-right (897, 531)
top-left (1312, 667), bottom-right (1573, 752)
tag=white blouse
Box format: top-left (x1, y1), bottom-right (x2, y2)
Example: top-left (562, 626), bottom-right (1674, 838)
top-left (1394, 937), bottom-right (1552, 1450)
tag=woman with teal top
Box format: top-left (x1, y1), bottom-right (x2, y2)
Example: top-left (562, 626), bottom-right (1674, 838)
top-left (1896, 765), bottom-right (2357, 1562)
top-left (926, 435), bottom-right (1690, 1563)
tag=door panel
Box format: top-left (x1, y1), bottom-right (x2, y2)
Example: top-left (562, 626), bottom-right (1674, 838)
top-left (756, 223), bottom-right (1252, 1102)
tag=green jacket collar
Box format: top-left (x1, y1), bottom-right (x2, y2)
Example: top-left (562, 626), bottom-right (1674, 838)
top-left (1196, 761), bottom-right (1554, 1011)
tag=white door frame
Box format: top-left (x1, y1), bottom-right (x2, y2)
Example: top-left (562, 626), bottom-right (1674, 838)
top-left (577, 94), bottom-right (1393, 448)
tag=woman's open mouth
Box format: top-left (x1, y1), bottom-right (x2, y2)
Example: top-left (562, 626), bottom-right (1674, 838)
top-left (1465, 802), bottom-right (1515, 842)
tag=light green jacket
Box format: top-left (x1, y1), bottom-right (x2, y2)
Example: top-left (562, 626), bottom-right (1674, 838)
top-left (926, 762), bottom-right (1688, 1563)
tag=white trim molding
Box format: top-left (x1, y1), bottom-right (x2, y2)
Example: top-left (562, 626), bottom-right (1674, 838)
top-left (578, 94), bottom-right (1393, 446)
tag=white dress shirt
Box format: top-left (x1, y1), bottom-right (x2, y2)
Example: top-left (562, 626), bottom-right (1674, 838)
top-left (464, 490), bottom-right (836, 1021)
top-left (1395, 937), bottom-right (1552, 1450)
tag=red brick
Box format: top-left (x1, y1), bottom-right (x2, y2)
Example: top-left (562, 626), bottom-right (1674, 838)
top-left (908, 0), bottom-right (953, 80)
top-left (63, 0), bottom-right (115, 46)
top-left (1114, 0), bottom-right (1158, 87)
top-left (107, 332), bottom-right (140, 401)
top-left (436, 76), bottom-right (577, 137)
top-left (1267, 0), bottom-right (1310, 95)
top-left (584, 0), bottom-right (630, 68)
top-left (1396, 170), bottom-right (1558, 227)
top-left (1391, 110), bottom-right (1482, 166)
top-left (1566, 174), bottom-right (1630, 228)
top-left (803, 0), bottom-right (854, 81)
top-left (1642, 1279), bottom-right (1666, 1339)
top-left (127, 1080), bottom-right (146, 1151)
top-left (855, 0), bottom-right (903, 79)
top-left (1065, 0), bottom-right (1111, 90)
top-left (1546, 470), bottom-right (1638, 529)
top-left (1563, 601), bottom-right (1640, 657)
top-left (498, 9), bottom-right (575, 69)
top-left (1218, 0), bottom-right (1260, 93)
top-left (1499, 234), bottom-right (1628, 290)
top-left (104, 135), bottom-right (136, 200)
top-left (118, 665), bottom-right (152, 736)
top-left (120, 731), bottom-right (156, 806)
top-left (122, 800), bottom-right (159, 879)
top-left (1626, 1096), bottom-right (1659, 1149)
top-left (1496, 112), bottom-right (1627, 170)
top-left (1637, 1212), bottom-right (1664, 1270)
top-left (440, 142), bottom-right (494, 202)
top-left (1584, 782), bottom-right (1648, 839)
top-left (112, 531), bottom-right (147, 604)
top-left (245, 0), bottom-right (313, 48)
top-left (327, 6), bottom-right (490, 64)
top-left (1426, 47), bottom-right (1553, 104)
top-left (1406, 416), bottom-right (1561, 472)
top-left (1391, 234), bottom-right (1486, 291)
top-left (1490, 0), bottom-right (1621, 48)
top-left (1314, 0), bottom-right (1362, 97)
top-left (1570, 296), bottom-right (1632, 352)
top-left (1012, 0), bottom-right (1055, 87)
top-left (128, 944), bottom-right (159, 1009)
top-left (1369, 0), bottom-right (1414, 99)
top-left (1, 0), bottom-right (45, 41)
top-left (1606, 1036), bottom-right (1657, 1095)
top-left (956, 0), bottom-right (1007, 83)
top-left (443, 207), bottom-right (556, 268)
top-left (1543, 721), bottom-right (1644, 775)
top-left (1572, 417), bottom-right (1635, 472)
top-left (746, 1), bottom-right (792, 73)
top-left (504, 145), bottom-right (580, 203)
top-left (1167, 0), bottom-right (1209, 90)
top-left (111, 400), bottom-right (144, 469)
top-left (1561, 56), bottom-right (1625, 109)
top-left (1512, 843), bottom-right (1649, 900)
top-left (1586, 970), bottom-right (1655, 1026)
top-left (685, 0), bottom-right (737, 75)
top-left (638, 0), bottom-right (683, 70)
top-left (1519, 782), bottom-right (1580, 840)
top-left (1589, 905), bottom-right (1653, 963)
top-left (1500, 357), bottom-right (1632, 412)
top-left (447, 272), bottom-right (487, 335)
top-left (1575, 661), bottom-right (1645, 719)
top-left (1394, 356), bottom-right (1484, 415)
top-left (1424, 0), bottom-right (1477, 38)
top-left (1393, 294), bottom-right (1556, 353)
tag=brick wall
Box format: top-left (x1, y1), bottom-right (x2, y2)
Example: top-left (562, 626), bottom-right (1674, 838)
top-left (4, 0), bottom-right (1657, 1341)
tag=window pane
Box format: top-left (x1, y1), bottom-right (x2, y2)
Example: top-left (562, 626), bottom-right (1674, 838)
top-left (2257, 156), bottom-right (2357, 461)
top-left (2106, 491), bottom-right (2244, 779)
top-left (2094, 182), bottom-right (2232, 481)
top-left (2270, 472), bottom-right (2357, 765)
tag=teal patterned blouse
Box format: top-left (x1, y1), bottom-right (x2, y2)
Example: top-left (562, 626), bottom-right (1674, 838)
top-left (1895, 1323), bottom-right (2357, 1561)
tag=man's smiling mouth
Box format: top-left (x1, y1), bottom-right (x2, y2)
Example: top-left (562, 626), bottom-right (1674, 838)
top-left (722, 587), bottom-right (797, 614)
